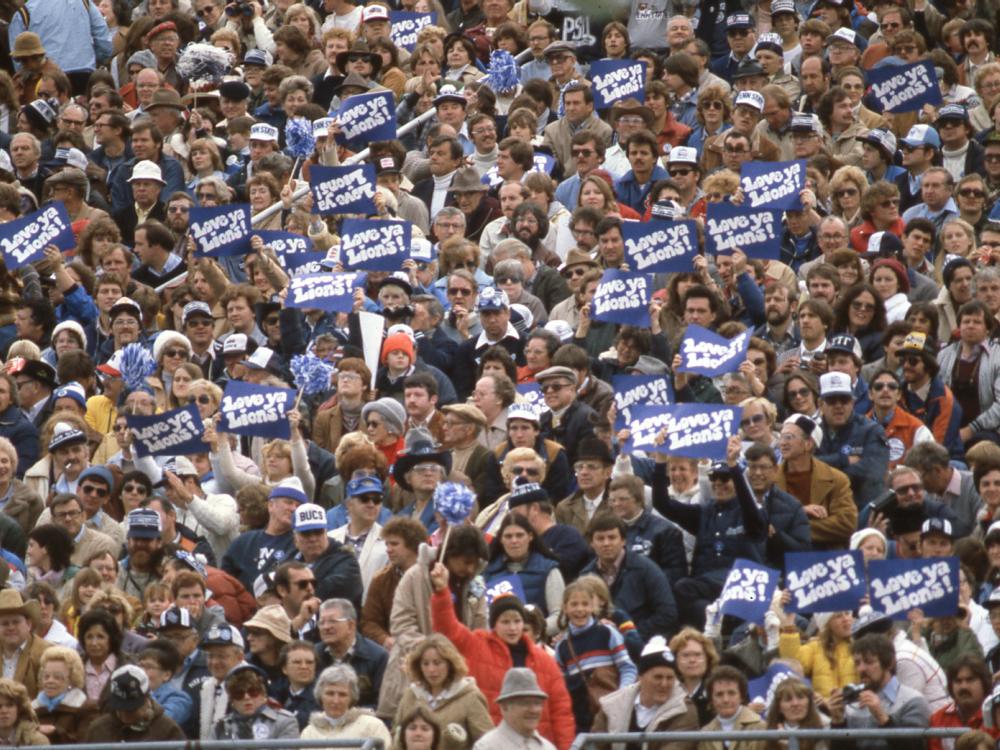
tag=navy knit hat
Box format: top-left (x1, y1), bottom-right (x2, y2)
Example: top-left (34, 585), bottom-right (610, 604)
top-left (489, 595), bottom-right (527, 629)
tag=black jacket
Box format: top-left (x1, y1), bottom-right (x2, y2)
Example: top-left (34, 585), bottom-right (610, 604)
top-left (452, 332), bottom-right (525, 400)
top-left (538, 399), bottom-right (597, 465)
top-left (759, 485), bottom-right (812, 570)
top-left (624, 508), bottom-right (688, 586)
top-left (314, 634), bottom-right (388, 709)
top-left (300, 541), bottom-right (364, 611)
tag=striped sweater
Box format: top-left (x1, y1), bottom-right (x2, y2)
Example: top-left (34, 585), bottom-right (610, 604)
top-left (554, 617), bottom-right (638, 690)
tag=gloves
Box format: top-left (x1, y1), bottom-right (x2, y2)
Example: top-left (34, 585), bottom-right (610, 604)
top-left (704, 599), bottom-right (723, 639)
top-left (764, 610), bottom-right (781, 652)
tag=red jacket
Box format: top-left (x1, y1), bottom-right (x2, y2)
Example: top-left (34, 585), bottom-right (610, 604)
top-left (431, 588), bottom-right (576, 750)
top-left (928, 703), bottom-right (997, 750)
top-left (206, 566), bottom-right (256, 627)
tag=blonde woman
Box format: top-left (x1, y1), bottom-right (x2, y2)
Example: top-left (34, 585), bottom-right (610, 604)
top-left (669, 627), bottom-right (719, 725)
top-left (777, 607), bottom-right (856, 698)
top-left (828, 165), bottom-right (867, 231)
top-left (0, 679), bottom-right (47, 746)
top-left (32, 647), bottom-right (96, 745)
top-left (763, 677), bottom-right (830, 750)
top-left (395, 634), bottom-right (494, 747)
top-left (738, 397), bottom-right (778, 453)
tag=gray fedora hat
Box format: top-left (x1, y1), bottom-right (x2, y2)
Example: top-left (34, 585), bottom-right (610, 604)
top-left (497, 667), bottom-right (548, 702)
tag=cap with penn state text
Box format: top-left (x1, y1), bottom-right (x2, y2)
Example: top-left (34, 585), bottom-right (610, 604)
top-left (734, 91), bottom-right (765, 112)
top-left (313, 117), bottom-right (335, 138)
top-left (222, 333), bottom-right (249, 356)
top-left (936, 103), bottom-right (969, 123)
top-left (755, 33), bottom-right (784, 56)
top-left (790, 114), bottom-right (820, 133)
top-left (293, 503), bottom-right (328, 532)
top-left (250, 123), bottom-right (280, 143)
top-left (127, 508), bottom-right (162, 539)
top-left (669, 146), bottom-right (698, 165)
top-left (507, 402), bottom-right (540, 424)
top-left (771, 0), bottom-right (798, 16)
top-left (863, 129), bottom-right (897, 162)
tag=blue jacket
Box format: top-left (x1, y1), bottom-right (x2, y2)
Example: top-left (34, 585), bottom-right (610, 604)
top-left (760, 486), bottom-right (812, 571)
top-left (580, 548), bottom-right (677, 642)
top-left (653, 461), bottom-right (767, 581)
top-left (780, 226), bottom-right (820, 272)
top-left (0, 405), bottom-right (39, 478)
top-left (726, 271), bottom-right (766, 328)
top-left (9, 0), bottom-right (112, 73)
top-left (484, 551), bottom-right (559, 614)
top-left (614, 164), bottom-right (669, 214)
top-left (109, 154), bottom-right (186, 215)
top-left (623, 509), bottom-right (687, 586)
top-left (219, 529), bottom-right (296, 592)
top-left (152, 683), bottom-right (193, 729)
top-left (816, 413), bottom-right (890, 508)
top-left (314, 634), bottom-right (387, 709)
top-left (55, 284), bottom-right (98, 327)
top-left (858, 495), bottom-right (958, 531)
top-left (298, 540), bottom-right (363, 611)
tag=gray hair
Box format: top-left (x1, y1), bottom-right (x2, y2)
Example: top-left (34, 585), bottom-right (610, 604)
top-left (278, 75), bottom-right (314, 102)
top-left (11, 132), bottom-right (40, 158)
top-left (320, 598), bottom-right (357, 621)
top-left (196, 176), bottom-right (234, 202)
top-left (313, 664), bottom-right (359, 704)
top-left (903, 441), bottom-right (950, 471)
top-left (493, 239), bottom-right (532, 262)
top-left (435, 206), bottom-right (466, 227)
top-left (817, 214), bottom-right (848, 236)
top-left (413, 294), bottom-right (445, 323)
top-left (974, 265), bottom-right (1000, 293)
top-left (493, 259), bottom-right (524, 283)
top-left (0, 437), bottom-right (16, 469)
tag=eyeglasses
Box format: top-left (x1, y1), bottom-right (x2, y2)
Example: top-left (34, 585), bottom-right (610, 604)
top-left (53, 509), bottom-right (82, 521)
top-left (122, 483), bottom-right (147, 494)
top-left (447, 286), bottom-right (473, 296)
top-left (365, 419), bottom-right (383, 428)
top-left (80, 485), bottom-right (109, 498)
top-left (354, 494), bottom-right (382, 505)
top-left (574, 461), bottom-right (603, 472)
top-left (196, 394), bottom-right (214, 406)
top-left (900, 354), bottom-right (924, 366)
top-left (540, 382), bottom-right (570, 393)
top-left (851, 300), bottom-right (876, 312)
top-left (167, 205), bottom-right (189, 214)
top-left (894, 483), bottom-right (922, 495)
top-left (727, 29), bottom-right (750, 37)
top-left (740, 413), bottom-right (767, 429)
top-left (872, 381), bottom-right (900, 392)
top-left (959, 188), bottom-right (985, 198)
top-left (701, 100), bottom-right (724, 110)
top-left (163, 348), bottom-right (188, 358)
top-left (878, 199), bottom-right (900, 208)
top-left (987, 154), bottom-right (1000, 163)
top-left (292, 579), bottom-right (316, 589)
top-left (196, 191), bottom-right (217, 200)
top-left (788, 386), bottom-right (812, 400)
top-left (669, 168), bottom-right (693, 177)
top-left (511, 466), bottom-right (541, 477)
top-left (563, 267), bottom-right (588, 278)
top-left (60, 117), bottom-right (86, 126)
top-left (894, 44), bottom-right (917, 54)
top-left (571, 148), bottom-right (595, 157)
top-left (834, 188), bottom-right (858, 198)
top-left (412, 463), bottom-right (443, 473)
top-left (571, 228), bottom-right (595, 237)
top-left (229, 687), bottom-right (264, 701)
top-left (187, 318), bottom-right (213, 328)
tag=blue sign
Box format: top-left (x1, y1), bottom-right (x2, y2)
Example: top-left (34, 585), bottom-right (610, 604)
top-left (189, 204), bottom-right (252, 257)
top-left (286, 272), bottom-right (360, 313)
top-left (309, 164), bottom-right (377, 216)
top-left (748, 664), bottom-right (809, 707)
top-left (333, 90), bottom-right (396, 148)
top-left (588, 59), bottom-right (646, 109)
top-left (126, 404), bottom-right (208, 458)
top-left (785, 550), bottom-right (866, 614)
top-left (867, 557), bottom-right (960, 620)
top-left (868, 61), bottom-right (942, 113)
top-left (625, 403), bottom-right (741, 460)
top-left (219, 381), bottom-right (293, 440)
top-left (0, 202), bottom-right (75, 269)
top-left (280, 250), bottom-right (328, 276)
top-left (389, 11), bottom-right (436, 51)
top-left (705, 202), bottom-right (782, 260)
top-left (740, 159), bottom-right (805, 211)
top-left (339, 218), bottom-right (412, 271)
top-left (516, 382), bottom-right (547, 413)
top-left (485, 573), bottom-right (527, 608)
top-left (677, 325), bottom-right (750, 377)
top-left (622, 220), bottom-right (699, 273)
top-left (612, 375), bottom-right (673, 431)
top-left (719, 558), bottom-right (779, 623)
top-left (591, 270), bottom-right (650, 327)
top-left (255, 230), bottom-right (313, 257)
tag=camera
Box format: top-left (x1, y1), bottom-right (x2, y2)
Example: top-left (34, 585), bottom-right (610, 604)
top-left (225, 1), bottom-right (254, 17)
top-left (840, 683), bottom-right (866, 703)
top-left (383, 305), bottom-right (414, 323)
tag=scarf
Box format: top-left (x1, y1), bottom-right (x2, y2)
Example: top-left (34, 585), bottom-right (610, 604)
top-left (340, 402), bottom-right (362, 432)
top-left (35, 692), bottom-right (67, 712)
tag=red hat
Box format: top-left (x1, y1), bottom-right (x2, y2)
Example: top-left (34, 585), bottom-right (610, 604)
top-left (145, 21), bottom-right (178, 43)
top-left (870, 257), bottom-right (910, 294)
top-left (380, 333), bottom-right (415, 365)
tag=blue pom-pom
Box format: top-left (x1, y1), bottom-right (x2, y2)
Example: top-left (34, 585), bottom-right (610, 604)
top-left (433, 482), bottom-right (476, 525)
top-left (119, 343), bottom-right (156, 392)
top-left (290, 353), bottom-right (334, 396)
top-left (485, 50), bottom-right (520, 95)
top-left (285, 117), bottom-right (316, 160)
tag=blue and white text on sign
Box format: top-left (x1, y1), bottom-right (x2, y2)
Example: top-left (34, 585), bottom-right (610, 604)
top-left (748, 664), bottom-right (809, 708)
top-left (390, 12), bottom-right (436, 50)
top-left (189, 204), bottom-right (252, 257)
top-left (705, 202), bottom-right (782, 259)
top-left (255, 230), bottom-right (313, 258)
top-left (588, 59), bottom-right (646, 108)
top-left (612, 374), bottom-right (673, 431)
top-left (286, 272), bottom-right (360, 313)
top-left (309, 164), bottom-right (376, 215)
top-left (868, 61), bottom-right (942, 113)
top-left (280, 251), bottom-right (327, 276)
top-left (0, 202), bottom-right (76, 269)
top-left (516, 383), bottom-right (548, 413)
top-left (625, 403), bottom-right (741, 460)
top-left (719, 558), bottom-right (779, 623)
top-left (485, 574), bottom-right (526, 607)
top-left (740, 159), bottom-right (805, 211)
top-left (785, 550), bottom-right (866, 613)
top-left (677, 325), bottom-right (750, 377)
top-left (334, 90), bottom-right (396, 147)
top-left (867, 557), bottom-right (960, 620)
top-left (622, 219), bottom-right (699, 273)
top-left (219, 380), bottom-right (293, 440)
top-left (591, 270), bottom-right (650, 327)
top-left (339, 218), bottom-right (412, 271)
top-left (127, 404), bottom-right (208, 458)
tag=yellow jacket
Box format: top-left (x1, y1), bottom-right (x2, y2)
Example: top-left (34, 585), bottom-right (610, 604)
top-left (778, 631), bottom-right (856, 698)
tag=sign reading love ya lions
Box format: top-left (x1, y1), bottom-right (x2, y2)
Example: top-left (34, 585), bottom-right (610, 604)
top-left (127, 404), bottom-right (208, 457)
top-left (0, 202), bottom-right (77, 269)
top-left (624, 404), bottom-right (741, 460)
top-left (219, 381), bottom-right (293, 439)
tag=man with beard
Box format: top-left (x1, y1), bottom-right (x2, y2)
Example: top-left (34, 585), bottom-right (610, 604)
top-left (118, 508), bottom-right (166, 601)
top-left (510, 202), bottom-right (560, 269)
top-left (928, 655), bottom-right (991, 743)
top-left (165, 193), bottom-right (194, 256)
top-left (754, 283), bottom-right (800, 355)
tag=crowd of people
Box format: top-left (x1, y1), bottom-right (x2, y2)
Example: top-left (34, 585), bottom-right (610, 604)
top-left (3, 0), bottom-right (1000, 748)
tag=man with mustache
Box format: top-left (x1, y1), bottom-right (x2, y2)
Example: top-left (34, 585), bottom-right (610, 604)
top-left (927, 655), bottom-right (992, 746)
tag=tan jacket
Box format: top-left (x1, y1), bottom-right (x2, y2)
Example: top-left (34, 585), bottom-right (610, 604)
top-left (776, 457), bottom-right (856, 549)
top-left (541, 113), bottom-right (613, 176)
top-left (395, 677), bottom-right (495, 747)
top-left (829, 120), bottom-right (869, 168)
top-left (13, 634), bottom-right (52, 699)
top-left (701, 131), bottom-right (780, 173)
top-left (697, 706), bottom-right (766, 750)
top-left (555, 486), bottom-right (611, 534)
top-left (591, 683), bottom-right (699, 750)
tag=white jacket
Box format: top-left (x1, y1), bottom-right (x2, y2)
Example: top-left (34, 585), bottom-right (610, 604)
top-left (329, 523), bottom-right (388, 602)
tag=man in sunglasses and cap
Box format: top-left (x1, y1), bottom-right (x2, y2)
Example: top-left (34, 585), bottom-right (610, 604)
top-left (86, 665), bottom-right (185, 741)
top-left (292, 502), bottom-right (363, 608)
top-left (897, 331), bottom-right (964, 461)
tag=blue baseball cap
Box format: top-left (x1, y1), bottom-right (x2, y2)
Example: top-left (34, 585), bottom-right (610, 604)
top-left (347, 475), bottom-right (384, 498)
top-left (901, 124), bottom-right (941, 149)
top-left (477, 287), bottom-right (510, 312)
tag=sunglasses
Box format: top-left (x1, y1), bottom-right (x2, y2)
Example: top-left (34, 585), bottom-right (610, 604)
top-left (788, 386), bottom-right (812, 399)
top-left (292, 579), bottom-right (316, 589)
top-left (354, 495), bottom-right (382, 505)
top-left (872, 381), bottom-right (900, 392)
top-left (834, 188), bottom-right (858, 197)
top-left (851, 301), bottom-right (876, 312)
top-left (229, 687), bottom-right (263, 701)
top-left (669, 168), bottom-right (693, 177)
top-left (196, 394), bottom-right (214, 405)
top-left (740, 413), bottom-right (767, 429)
top-left (959, 189), bottom-right (985, 198)
top-left (122, 483), bottom-right (147, 494)
top-left (264, 316), bottom-right (280, 326)
top-left (511, 466), bottom-right (541, 477)
top-left (163, 348), bottom-right (187, 358)
top-left (900, 354), bottom-right (924, 366)
top-left (81, 485), bottom-right (109, 498)
top-left (701, 100), bottom-right (724, 110)
top-left (448, 287), bottom-right (473, 296)
top-left (878, 199), bottom-right (900, 208)
top-left (540, 382), bottom-right (570, 393)
top-left (563, 267), bottom-right (588, 278)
